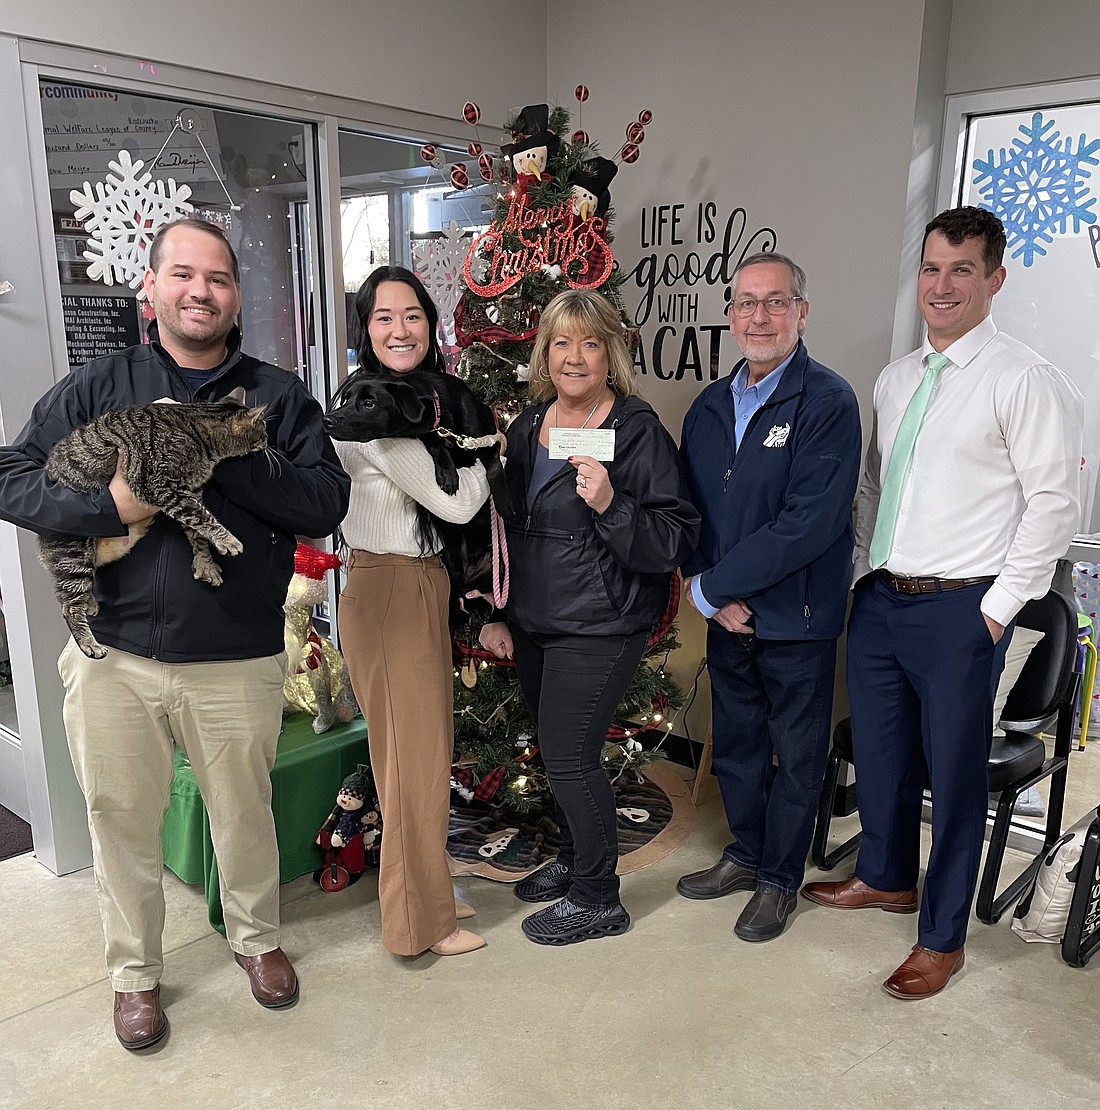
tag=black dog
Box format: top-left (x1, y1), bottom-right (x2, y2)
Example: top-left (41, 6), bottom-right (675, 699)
top-left (324, 369), bottom-right (511, 628)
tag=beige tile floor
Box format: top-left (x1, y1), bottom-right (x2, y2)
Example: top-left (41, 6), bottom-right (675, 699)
top-left (0, 772), bottom-right (1098, 1110)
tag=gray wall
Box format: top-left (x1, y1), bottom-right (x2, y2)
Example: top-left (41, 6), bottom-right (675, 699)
top-left (0, 0), bottom-right (548, 125)
top-left (547, 0), bottom-right (951, 436)
top-left (948, 0), bottom-right (1100, 93)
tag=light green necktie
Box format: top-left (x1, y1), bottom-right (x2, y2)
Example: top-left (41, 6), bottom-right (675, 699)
top-left (869, 352), bottom-right (950, 570)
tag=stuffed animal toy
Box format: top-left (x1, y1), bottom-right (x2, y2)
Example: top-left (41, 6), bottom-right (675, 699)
top-left (330, 775), bottom-right (368, 849)
top-left (315, 764), bottom-right (381, 891)
top-left (360, 808), bottom-right (381, 853)
top-left (283, 543), bottom-right (359, 733)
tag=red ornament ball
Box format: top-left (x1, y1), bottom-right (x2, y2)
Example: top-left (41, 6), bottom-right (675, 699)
top-left (463, 101), bottom-right (481, 125)
top-left (638, 109), bottom-right (653, 125)
top-left (478, 152), bottom-right (494, 181)
top-left (450, 162), bottom-right (469, 189)
top-left (626, 122), bottom-right (645, 143)
top-left (620, 143), bottom-right (640, 164)
top-left (419, 144), bottom-right (437, 163)
top-left (467, 141), bottom-right (483, 157)
top-left (572, 129), bottom-right (590, 145)
top-left (574, 84), bottom-right (590, 102)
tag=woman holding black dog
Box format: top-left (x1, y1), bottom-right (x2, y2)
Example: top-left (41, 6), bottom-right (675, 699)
top-left (480, 289), bottom-right (699, 946)
top-left (335, 266), bottom-right (488, 957)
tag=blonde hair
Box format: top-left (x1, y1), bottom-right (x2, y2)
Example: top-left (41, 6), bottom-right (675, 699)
top-left (528, 289), bottom-right (637, 401)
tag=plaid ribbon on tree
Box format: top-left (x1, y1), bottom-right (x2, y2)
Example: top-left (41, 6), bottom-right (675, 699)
top-left (451, 764), bottom-right (508, 802)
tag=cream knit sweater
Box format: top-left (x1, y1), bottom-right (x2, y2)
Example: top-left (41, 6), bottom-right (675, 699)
top-left (335, 438), bottom-right (489, 556)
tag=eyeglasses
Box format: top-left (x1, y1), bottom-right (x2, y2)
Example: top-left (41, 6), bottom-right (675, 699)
top-left (729, 295), bottom-right (804, 318)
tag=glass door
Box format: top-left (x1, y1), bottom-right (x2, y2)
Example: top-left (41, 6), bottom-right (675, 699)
top-left (40, 77), bottom-right (323, 390)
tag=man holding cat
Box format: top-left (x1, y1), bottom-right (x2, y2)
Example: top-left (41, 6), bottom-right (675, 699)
top-left (0, 218), bottom-right (349, 1049)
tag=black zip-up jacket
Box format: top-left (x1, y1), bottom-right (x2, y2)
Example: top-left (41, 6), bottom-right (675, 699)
top-left (0, 325), bottom-right (350, 661)
top-left (503, 395), bottom-right (700, 637)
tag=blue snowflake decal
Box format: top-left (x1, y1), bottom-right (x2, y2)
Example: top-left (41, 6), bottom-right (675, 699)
top-left (972, 111), bottom-right (1099, 266)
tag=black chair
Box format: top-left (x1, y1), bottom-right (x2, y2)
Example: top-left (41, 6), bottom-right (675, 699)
top-left (810, 582), bottom-right (1080, 928)
top-left (810, 717), bottom-right (864, 871)
top-left (976, 585), bottom-right (1079, 923)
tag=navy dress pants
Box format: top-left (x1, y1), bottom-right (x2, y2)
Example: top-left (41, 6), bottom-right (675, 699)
top-left (511, 624), bottom-right (649, 907)
top-left (846, 575), bottom-right (1011, 952)
top-left (708, 630), bottom-right (838, 895)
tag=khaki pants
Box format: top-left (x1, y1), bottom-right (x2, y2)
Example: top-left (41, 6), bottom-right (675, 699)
top-left (59, 640), bottom-right (286, 991)
top-left (338, 552), bottom-right (456, 955)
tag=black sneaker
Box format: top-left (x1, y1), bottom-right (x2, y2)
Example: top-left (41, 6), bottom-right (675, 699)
top-left (521, 898), bottom-right (630, 946)
top-left (514, 860), bottom-right (573, 903)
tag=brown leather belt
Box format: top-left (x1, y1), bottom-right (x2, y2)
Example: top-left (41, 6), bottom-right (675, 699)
top-left (876, 570), bottom-right (997, 595)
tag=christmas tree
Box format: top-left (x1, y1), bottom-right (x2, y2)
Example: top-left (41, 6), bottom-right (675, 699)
top-left (434, 95), bottom-right (684, 814)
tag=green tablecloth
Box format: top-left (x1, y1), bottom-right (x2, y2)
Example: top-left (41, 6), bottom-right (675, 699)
top-left (161, 714), bottom-right (369, 935)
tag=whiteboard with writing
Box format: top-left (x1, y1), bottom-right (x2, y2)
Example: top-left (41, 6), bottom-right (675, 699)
top-left (41, 83), bottom-right (224, 192)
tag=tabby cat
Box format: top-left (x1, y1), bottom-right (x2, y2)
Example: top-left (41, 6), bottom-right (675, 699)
top-left (39, 390), bottom-right (269, 658)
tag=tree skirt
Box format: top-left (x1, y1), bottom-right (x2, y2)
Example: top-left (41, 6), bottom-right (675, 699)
top-left (446, 760), bottom-right (695, 882)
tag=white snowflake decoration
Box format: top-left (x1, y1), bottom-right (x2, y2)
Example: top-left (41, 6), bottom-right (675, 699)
top-left (70, 150), bottom-right (194, 291)
top-left (412, 220), bottom-right (470, 343)
top-left (972, 111), bottom-right (1099, 267)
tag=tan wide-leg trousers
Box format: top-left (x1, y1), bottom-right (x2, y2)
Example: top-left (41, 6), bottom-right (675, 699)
top-left (338, 551), bottom-right (456, 955)
top-left (58, 639), bottom-right (286, 991)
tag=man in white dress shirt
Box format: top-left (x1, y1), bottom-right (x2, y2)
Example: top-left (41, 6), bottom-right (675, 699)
top-left (802, 206), bottom-right (1083, 998)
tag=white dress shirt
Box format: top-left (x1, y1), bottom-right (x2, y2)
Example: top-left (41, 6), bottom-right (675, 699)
top-left (853, 314), bottom-right (1083, 625)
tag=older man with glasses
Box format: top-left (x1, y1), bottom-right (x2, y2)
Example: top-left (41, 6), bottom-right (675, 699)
top-left (677, 252), bottom-right (862, 942)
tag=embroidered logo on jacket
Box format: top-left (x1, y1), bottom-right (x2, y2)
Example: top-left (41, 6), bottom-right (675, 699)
top-left (763, 423), bottom-right (791, 448)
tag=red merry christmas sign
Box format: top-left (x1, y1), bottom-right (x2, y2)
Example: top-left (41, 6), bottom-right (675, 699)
top-left (463, 191), bottom-right (614, 297)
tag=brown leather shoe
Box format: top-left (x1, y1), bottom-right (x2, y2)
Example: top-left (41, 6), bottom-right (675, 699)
top-left (801, 876), bottom-right (918, 913)
top-left (113, 985), bottom-right (168, 1050)
top-left (883, 944), bottom-right (965, 999)
top-left (235, 948), bottom-right (299, 1008)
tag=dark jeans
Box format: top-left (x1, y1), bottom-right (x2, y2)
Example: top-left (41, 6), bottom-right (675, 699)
top-left (707, 630), bottom-right (838, 895)
top-left (511, 624), bottom-right (649, 907)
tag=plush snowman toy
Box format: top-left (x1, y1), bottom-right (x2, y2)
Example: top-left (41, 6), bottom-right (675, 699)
top-left (568, 156), bottom-right (617, 221)
top-left (501, 103), bottom-right (559, 197)
top-left (511, 141), bottom-right (549, 178)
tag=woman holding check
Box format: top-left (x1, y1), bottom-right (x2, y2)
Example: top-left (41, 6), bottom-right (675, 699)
top-left (480, 288), bottom-right (698, 946)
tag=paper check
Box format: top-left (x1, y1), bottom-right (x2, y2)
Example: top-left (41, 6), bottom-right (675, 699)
top-left (547, 427), bottom-right (616, 461)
